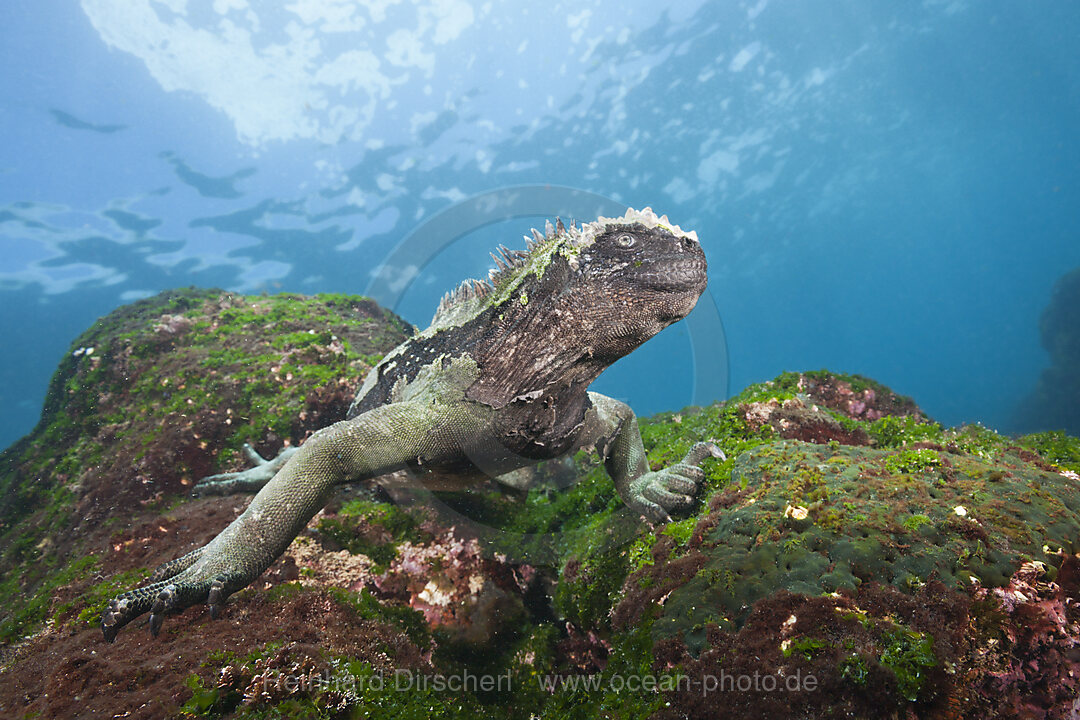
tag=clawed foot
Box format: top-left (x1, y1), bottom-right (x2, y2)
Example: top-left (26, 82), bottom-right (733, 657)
top-left (101, 556), bottom-right (239, 642)
top-left (628, 441), bottom-right (725, 524)
top-left (193, 443), bottom-right (297, 496)
top-left (105, 438), bottom-right (307, 642)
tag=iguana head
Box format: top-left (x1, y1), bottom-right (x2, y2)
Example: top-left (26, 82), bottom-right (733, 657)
top-left (431, 206), bottom-right (706, 337)
top-left (567, 209), bottom-right (707, 349)
top-left (428, 207), bottom-right (708, 408)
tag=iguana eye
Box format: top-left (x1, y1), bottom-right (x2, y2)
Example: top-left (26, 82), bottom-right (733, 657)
top-left (615, 234), bottom-right (635, 248)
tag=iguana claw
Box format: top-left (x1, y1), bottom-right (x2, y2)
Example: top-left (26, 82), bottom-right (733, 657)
top-left (148, 584), bottom-right (178, 636)
top-left (628, 441), bottom-right (725, 524)
top-left (103, 444), bottom-right (296, 639)
top-left (208, 578), bottom-right (225, 619)
top-left (100, 557), bottom-right (240, 641)
top-left (101, 597), bottom-right (128, 643)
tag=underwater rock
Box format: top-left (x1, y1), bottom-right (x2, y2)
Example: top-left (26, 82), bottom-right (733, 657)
top-left (1016, 265), bottom-right (1080, 436)
top-left (614, 438), bottom-right (1080, 717)
top-left (1, 292), bottom-right (1079, 718)
top-left (739, 371), bottom-right (925, 446)
top-left (649, 562), bottom-right (1080, 720)
top-left (788, 370), bottom-right (927, 423)
top-left (624, 437), bottom-right (1080, 645)
top-left (0, 289), bottom-right (420, 719)
top-left (741, 396), bottom-right (872, 445)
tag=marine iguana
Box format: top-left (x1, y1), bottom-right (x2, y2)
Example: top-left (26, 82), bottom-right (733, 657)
top-left (101, 207), bottom-right (722, 642)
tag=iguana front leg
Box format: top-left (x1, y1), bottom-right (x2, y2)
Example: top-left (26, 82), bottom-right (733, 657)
top-left (193, 443), bottom-right (299, 496)
top-left (581, 391), bottom-right (724, 523)
top-left (101, 400), bottom-right (453, 641)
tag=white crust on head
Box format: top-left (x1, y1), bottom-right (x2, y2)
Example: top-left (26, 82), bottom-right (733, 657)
top-left (568, 206), bottom-right (700, 247)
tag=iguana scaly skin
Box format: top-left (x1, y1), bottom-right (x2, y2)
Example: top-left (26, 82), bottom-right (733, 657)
top-left (101, 207), bottom-right (721, 642)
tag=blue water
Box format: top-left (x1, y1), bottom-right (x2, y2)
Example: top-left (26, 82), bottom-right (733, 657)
top-left (2, 0), bottom-right (1079, 450)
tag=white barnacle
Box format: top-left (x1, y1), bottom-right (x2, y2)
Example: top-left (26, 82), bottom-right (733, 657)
top-left (1020, 560), bottom-right (1047, 575)
top-left (784, 504), bottom-right (809, 521)
top-left (418, 580), bottom-right (453, 606)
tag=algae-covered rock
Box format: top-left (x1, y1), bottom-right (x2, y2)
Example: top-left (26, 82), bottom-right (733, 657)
top-left (1, 288), bottom-right (1079, 719)
top-left (0, 288), bottom-right (411, 558)
top-left (609, 374), bottom-right (1080, 719)
top-left (0, 289), bottom-right (420, 718)
top-left (638, 437), bottom-right (1080, 649)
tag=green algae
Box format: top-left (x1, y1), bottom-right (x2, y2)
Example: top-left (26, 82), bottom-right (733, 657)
top-left (533, 618), bottom-right (670, 720)
top-left (1020, 430), bottom-right (1080, 472)
top-left (884, 448), bottom-right (941, 475)
top-left (552, 512), bottom-right (640, 630)
top-left (777, 614), bottom-right (938, 704)
top-left (902, 513), bottom-right (932, 533)
top-left (783, 636), bottom-right (829, 660)
top-left (626, 534), bottom-right (657, 575)
top-left (868, 415), bottom-right (943, 447)
top-left (661, 517), bottom-right (696, 546)
top-left (839, 654), bottom-right (869, 686)
top-left (70, 566), bottom-right (152, 629)
top-left (879, 627), bottom-right (937, 702)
